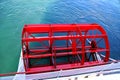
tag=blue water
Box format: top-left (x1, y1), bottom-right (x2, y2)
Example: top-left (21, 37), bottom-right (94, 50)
top-left (0, 0), bottom-right (120, 74)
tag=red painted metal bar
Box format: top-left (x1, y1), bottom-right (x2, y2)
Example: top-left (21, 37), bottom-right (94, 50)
top-left (24, 49), bottom-right (108, 59)
top-left (22, 24), bottom-right (110, 73)
top-left (22, 24), bottom-right (106, 33)
top-left (22, 35), bottom-right (106, 42)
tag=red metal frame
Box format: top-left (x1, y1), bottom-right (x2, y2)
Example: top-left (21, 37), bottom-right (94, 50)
top-left (22, 24), bottom-right (110, 73)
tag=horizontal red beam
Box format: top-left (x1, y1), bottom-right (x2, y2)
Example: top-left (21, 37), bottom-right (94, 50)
top-left (22, 35), bottom-right (106, 42)
top-left (23, 24), bottom-right (106, 34)
top-left (27, 61), bottom-right (104, 73)
top-left (24, 49), bottom-right (108, 59)
top-left (29, 46), bottom-right (91, 55)
top-left (29, 46), bottom-right (102, 53)
top-left (24, 51), bottom-right (81, 58)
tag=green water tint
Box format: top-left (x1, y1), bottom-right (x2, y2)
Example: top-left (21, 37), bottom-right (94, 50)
top-left (0, 0), bottom-right (56, 74)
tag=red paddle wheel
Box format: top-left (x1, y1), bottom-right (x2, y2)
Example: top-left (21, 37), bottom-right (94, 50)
top-left (22, 24), bottom-right (110, 73)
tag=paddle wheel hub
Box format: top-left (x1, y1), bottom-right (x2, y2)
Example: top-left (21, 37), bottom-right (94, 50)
top-left (22, 24), bottom-right (110, 73)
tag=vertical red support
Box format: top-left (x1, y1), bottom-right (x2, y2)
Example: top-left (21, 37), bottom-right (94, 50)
top-left (72, 39), bottom-right (77, 54)
top-left (49, 25), bottom-right (53, 66)
top-left (26, 32), bottom-right (29, 68)
top-left (81, 37), bottom-right (85, 65)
